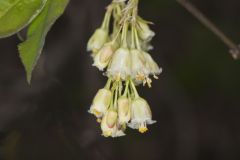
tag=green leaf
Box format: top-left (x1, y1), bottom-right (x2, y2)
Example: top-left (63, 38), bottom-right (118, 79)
top-left (0, 0), bottom-right (47, 38)
top-left (18, 0), bottom-right (69, 83)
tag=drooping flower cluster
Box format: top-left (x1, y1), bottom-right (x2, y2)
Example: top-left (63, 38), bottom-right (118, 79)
top-left (87, 0), bottom-right (162, 138)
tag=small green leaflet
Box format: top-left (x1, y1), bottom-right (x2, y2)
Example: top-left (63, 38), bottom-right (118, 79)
top-left (0, 0), bottom-right (47, 38)
top-left (18, 0), bottom-right (69, 83)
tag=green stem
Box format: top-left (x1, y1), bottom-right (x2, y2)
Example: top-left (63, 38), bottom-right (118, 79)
top-left (130, 80), bottom-right (139, 98)
top-left (101, 6), bottom-right (113, 31)
top-left (104, 78), bottom-right (112, 89)
top-left (112, 25), bottom-right (123, 44)
top-left (122, 22), bottom-right (129, 48)
top-left (123, 80), bottom-right (130, 96)
top-left (131, 24), bottom-right (136, 49)
top-left (109, 93), bottom-right (114, 109)
top-left (134, 27), bottom-right (141, 50)
top-left (119, 80), bottom-right (123, 96)
top-left (113, 82), bottom-right (119, 109)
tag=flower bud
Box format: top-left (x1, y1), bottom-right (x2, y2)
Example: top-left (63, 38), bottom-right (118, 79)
top-left (117, 96), bottom-right (131, 124)
top-left (101, 109), bottom-right (125, 137)
top-left (89, 88), bottom-right (112, 118)
top-left (106, 110), bottom-right (118, 127)
top-left (107, 48), bottom-right (131, 80)
top-left (93, 43), bottom-right (115, 71)
top-left (137, 21), bottom-right (155, 42)
top-left (87, 28), bottom-right (108, 52)
top-left (143, 52), bottom-right (162, 76)
top-left (128, 97), bottom-right (156, 133)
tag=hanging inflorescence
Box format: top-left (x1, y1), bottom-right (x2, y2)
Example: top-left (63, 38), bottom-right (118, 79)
top-left (87, 0), bottom-right (162, 138)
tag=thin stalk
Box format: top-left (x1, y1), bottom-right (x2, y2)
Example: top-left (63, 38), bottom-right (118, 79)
top-left (130, 80), bottom-right (139, 98)
top-left (105, 78), bottom-right (112, 89)
top-left (122, 22), bottom-right (129, 48)
top-left (177, 0), bottom-right (240, 59)
top-left (123, 80), bottom-right (130, 96)
top-left (101, 5), bottom-right (113, 31)
top-left (134, 27), bottom-right (141, 50)
top-left (113, 82), bottom-right (119, 109)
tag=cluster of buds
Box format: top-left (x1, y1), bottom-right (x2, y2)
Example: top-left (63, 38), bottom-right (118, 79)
top-left (87, 0), bottom-right (162, 138)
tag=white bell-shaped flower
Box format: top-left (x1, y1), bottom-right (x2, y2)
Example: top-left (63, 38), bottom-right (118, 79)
top-left (137, 21), bottom-right (155, 42)
top-left (87, 28), bottom-right (108, 53)
top-left (101, 109), bottom-right (125, 137)
top-left (128, 97), bottom-right (156, 133)
top-left (93, 43), bottom-right (115, 71)
top-left (89, 88), bottom-right (112, 118)
top-left (117, 96), bottom-right (131, 125)
top-left (107, 48), bottom-right (131, 80)
top-left (143, 52), bottom-right (162, 76)
top-left (130, 49), bottom-right (149, 81)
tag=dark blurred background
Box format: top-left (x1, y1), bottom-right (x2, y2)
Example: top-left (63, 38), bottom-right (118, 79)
top-left (0, 0), bottom-right (240, 160)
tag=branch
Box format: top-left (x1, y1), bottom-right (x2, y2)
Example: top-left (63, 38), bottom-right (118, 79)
top-left (177, 0), bottom-right (240, 59)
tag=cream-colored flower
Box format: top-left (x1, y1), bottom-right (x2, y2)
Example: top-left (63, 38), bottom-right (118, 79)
top-left (128, 97), bottom-right (156, 133)
top-left (87, 28), bottom-right (108, 53)
top-left (130, 49), bottom-right (149, 81)
top-left (101, 109), bottom-right (125, 137)
top-left (107, 47), bottom-right (131, 80)
top-left (117, 96), bottom-right (131, 124)
top-left (89, 88), bottom-right (112, 118)
top-left (143, 52), bottom-right (162, 77)
top-left (87, 0), bottom-right (162, 138)
top-left (137, 21), bottom-right (155, 42)
top-left (93, 43), bottom-right (116, 71)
